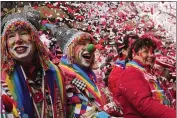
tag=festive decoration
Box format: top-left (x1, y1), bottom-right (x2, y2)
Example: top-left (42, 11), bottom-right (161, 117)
top-left (87, 44), bottom-right (95, 53)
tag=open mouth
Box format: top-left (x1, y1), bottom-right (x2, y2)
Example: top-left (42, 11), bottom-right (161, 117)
top-left (82, 52), bottom-right (92, 60)
top-left (14, 46), bottom-right (28, 53)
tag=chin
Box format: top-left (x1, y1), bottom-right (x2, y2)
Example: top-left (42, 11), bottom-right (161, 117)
top-left (79, 61), bottom-right (91, 68)
top-left (13, 55), bottom-right (28, 61)
top-left (81, 64), bottom-right (91, 68)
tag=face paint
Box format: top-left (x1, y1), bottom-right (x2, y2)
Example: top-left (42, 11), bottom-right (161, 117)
top-left (73, 41), bottom-right (95, 68)
top-left (7, 29), bottom-right (36, 63)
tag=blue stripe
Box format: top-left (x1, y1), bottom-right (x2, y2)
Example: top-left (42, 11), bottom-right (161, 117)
top-left (45, 64), bottom-right (55, 103)
top-left (14, 64), bottom-right (34, 117)
top-left (61, 56), bottom-right (98, 91)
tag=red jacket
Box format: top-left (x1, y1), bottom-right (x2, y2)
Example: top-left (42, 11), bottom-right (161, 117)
top-left (114, 66), bottom-right (176, 118)
top-left (108, 65), bottom-right (123, 95)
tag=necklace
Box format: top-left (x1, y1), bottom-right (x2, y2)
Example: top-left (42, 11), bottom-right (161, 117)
top-left (28, 69), bottom-right (43, 89)
top-left (20, 66), bottom-right (45, 118)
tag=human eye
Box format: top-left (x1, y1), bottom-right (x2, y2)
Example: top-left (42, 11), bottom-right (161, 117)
top-left (7, 33), bottom-right (15, 39)
top-left (20, 31), bottom-right (29, 35)
top-left (143, 49), bottom-right (148, 53)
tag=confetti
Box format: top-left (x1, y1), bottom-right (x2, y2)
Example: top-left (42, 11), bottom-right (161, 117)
top-left (1, 2), bottom-right (176, 77)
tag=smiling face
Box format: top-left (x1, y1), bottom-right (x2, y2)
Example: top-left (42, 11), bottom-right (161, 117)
top-left (6, 29), bottom-right (36, 64)
top-left (135, 46), bottom-right (156, 66)
top-left (146, 47), bottom-right (156, 66)
top-left (73, 40), bottom-right (95, 68)
top-left (134, 46), bottom-right (150, 65)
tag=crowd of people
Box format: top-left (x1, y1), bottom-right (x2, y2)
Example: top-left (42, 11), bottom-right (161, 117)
top-left (1, 4), bottom-right (176, 118)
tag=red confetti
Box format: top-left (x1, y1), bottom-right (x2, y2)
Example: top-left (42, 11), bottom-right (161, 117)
top-left (151, 7), bottom-right (153, 14)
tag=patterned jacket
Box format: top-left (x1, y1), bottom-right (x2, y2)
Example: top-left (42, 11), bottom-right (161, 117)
top-left (59, 56), bottom-right (123, 118)
top-left (1, 62), bottom-right (66, 118)
top-left (113, 59), bottom-right (176, 118)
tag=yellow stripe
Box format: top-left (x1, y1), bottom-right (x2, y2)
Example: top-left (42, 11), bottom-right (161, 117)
top-left (12, 104), bottom-right (19, 117)
top-left (50, 62), bottom-right (64, 102)
top-left (126, 63), bottom-right (145, 71)
top-left (60, 64), bottom-right (101, 98)
top-left (4, 74), bottom-right (19, 117)
top-left (5, 75), bottom-right (17, 100)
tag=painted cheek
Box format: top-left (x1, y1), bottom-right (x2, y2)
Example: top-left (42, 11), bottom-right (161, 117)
top-left (139, 52), bottom-right (143, 57)
top-left (76, 53), bottom-right (81, 62)
top-left (7, 40), bottom-right (15, 50)
top-left (24, 37), bottom-right (31, 43)
top-left (74, 46), bottom-right (83, 61)
top-left (139, 52), bottom-right (147, 60)
top-left (74, 45), bottom-right (81, 52)
top-left (149, 49), bottom-right (154, 56)
top-left (27, 36), bottom-right (33, 42)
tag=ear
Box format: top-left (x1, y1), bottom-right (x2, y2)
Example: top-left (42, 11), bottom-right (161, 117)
top-left (137, 51), bottom-right (141, 56)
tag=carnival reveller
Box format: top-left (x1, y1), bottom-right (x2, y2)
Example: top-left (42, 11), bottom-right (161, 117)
top-left (140, 35), bottom-right (176, 110)
top-left (46, 24), bottom-right (123, 118)
top-left (108, 34), bottom-right (139, 96)
top-left (143, 38), bottom-right (176, 109)
top-left (112, 37), bottom-right (176, 118)
top-left (1, 6), bottom-right (66, 118)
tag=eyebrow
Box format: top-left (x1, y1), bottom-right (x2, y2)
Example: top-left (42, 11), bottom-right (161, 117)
top-left (6, 32), bottom-right (15, 38)
top-left (7, 30), bottom-right (16, 34)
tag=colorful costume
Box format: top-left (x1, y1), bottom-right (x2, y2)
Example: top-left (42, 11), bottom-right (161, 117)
top-left (60, 56), bottom-right (109, 117)
top-left (112, 59), bottom-right (176, 118)
top-left (1, 6), bottom-right (66, 118)
top-left (108, 60), bottom-right (125, 97)
top-left (46, 25), bottom-right (123, 117)
top-left (109, 34), bottom-right (138, 97)
top-left (1, 62), bottom-right (66, 118)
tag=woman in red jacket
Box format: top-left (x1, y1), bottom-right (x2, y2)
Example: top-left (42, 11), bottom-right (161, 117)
top-left (109, 34), bottom-right (139, 94)
top-left (114, 37), bottom-right (176, 118)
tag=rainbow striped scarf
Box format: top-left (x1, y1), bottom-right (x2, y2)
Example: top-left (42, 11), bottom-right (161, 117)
top-left (1, 61), bottom-right (66, 118)
top-left (126, 60), bottom-right (145, 71)
top-left (126, 60), bottom-right (170, 106)
top-left (59, 56), bottom-right (103, 107)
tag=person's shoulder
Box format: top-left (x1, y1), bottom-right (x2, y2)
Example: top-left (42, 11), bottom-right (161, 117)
top-left (48, 61), bottom-right (62, 72)
top-left (124, 66), bottom-right (143, 75)
top-left (121, 66), bottom-right (144, 81)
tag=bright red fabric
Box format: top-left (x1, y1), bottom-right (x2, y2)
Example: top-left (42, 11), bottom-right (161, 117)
top-left (108, 65), bottom-right (123, 96)
top-left (112, 66), bottom-right (176, 118)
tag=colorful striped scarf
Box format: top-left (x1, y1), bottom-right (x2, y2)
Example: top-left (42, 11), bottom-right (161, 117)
top-left (59, 56), bottom-right (104, 107)
top-left (126, 60), bottom-right (170, 106)
top-left (1, 61), bottom-right (66, 118)
top-left (126, 60), bottom-right (146, 71)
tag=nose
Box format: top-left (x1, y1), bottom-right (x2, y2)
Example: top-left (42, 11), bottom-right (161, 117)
top-left (15, 33), bottom-right (23, 44)
top-left (87, 44), bottom-right (95, 53)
